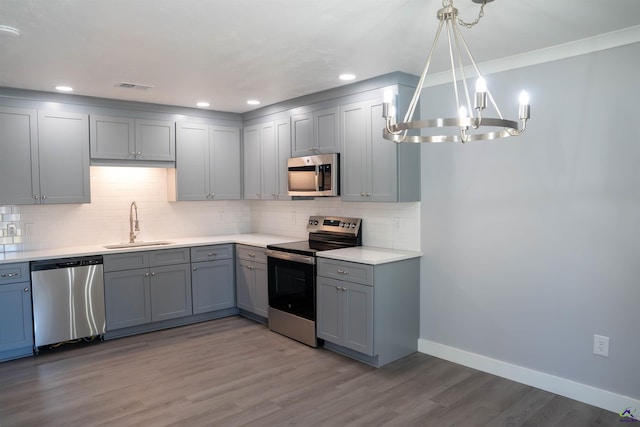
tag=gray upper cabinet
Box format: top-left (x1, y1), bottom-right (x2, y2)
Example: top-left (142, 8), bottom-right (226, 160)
top-left (340, 91), bottom-right (420, 202)
top-left (291, 106), bottom-right (339, 157)
top-left (90, 115), bottom-right (175, 164)
top-left (0, 107), bottom-right (90, 205)
top-left (243, 118), bottom-right (290, 200)
top-left (170, 123), bottom-right (241, 201)
top-left (38, 110), bottom-right (91, 204)
top-left (0, 106), bottom-right (39, 205)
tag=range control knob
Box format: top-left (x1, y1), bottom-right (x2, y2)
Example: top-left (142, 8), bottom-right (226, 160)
top-left (313, 220), bottom-right (319, 225)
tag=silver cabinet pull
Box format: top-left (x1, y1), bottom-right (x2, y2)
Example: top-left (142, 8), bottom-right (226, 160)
top-left (34, 195), bottom-right (39, 200)
top-left (145, 272), bottom-right (150, 277)
top-left (1, 272), bottom-right (18, 278)
top-left (336, 269), bottom-right (348, 275)
top-left (137, 151), bottom-right (142, 156)
top-left (151, 272), bottom-right (155, 276)
top-left (192, 267), bottom-right (197, 271)
top-left (248, 253), bottom-right (256, 258)
top-left (42, 195), bottom-right (46, 200)
top-left (24, 287), bottom-right (30, 292)
top-left (207, 252), bottom-right (217, 257)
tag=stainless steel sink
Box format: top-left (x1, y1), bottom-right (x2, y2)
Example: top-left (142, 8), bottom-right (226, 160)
top-left (103, 241), bottom-right (174, 249)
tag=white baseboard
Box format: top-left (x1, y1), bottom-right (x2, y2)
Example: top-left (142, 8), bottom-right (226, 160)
top-left (418, 339), bottom-right (640, 415)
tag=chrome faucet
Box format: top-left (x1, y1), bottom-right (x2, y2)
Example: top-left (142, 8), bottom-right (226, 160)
top-left (129, 201), bottom-right (140, 243)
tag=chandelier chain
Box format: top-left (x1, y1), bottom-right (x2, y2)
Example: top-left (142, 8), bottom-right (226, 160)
top-left (457, 0), bottom-right (487, 29)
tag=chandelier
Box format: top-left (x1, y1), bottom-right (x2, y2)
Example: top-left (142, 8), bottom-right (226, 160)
top-left (383, 0), bottom-right (530, 143)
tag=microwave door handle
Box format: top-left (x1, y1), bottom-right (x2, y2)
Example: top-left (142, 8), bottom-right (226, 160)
top-left (315, 166), bottom-right (320, 191)
top-left (318, 165), bottom-right (325, 191)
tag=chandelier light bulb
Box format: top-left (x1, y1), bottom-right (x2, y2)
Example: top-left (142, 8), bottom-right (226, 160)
top-left (458, 106), bottom-right (468, 118)
top-left (519, 90), bottom-right (530, 106)
top-left (475, 77), bottom-right (487, 93)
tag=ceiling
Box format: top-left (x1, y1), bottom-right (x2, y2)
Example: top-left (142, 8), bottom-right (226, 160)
top-left (1, 0), bottom-right (639, 114)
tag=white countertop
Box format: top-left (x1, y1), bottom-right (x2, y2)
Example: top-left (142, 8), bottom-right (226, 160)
top-left (0, 234), bottom-right (300, 264)
top-left (317, 246), bottom-right (421, 265)
top-left (0, 234), bottom-right (421, 266)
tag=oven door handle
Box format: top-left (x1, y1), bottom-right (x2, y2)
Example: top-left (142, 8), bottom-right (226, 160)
top-left (266, 249), bottom-right (316, 265)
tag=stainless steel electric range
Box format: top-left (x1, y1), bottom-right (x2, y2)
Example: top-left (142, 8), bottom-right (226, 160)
top-left (266, 215), bottom-right (362, 347)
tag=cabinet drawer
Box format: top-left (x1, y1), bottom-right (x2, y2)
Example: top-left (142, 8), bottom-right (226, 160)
top-left (0, 263), bottom-right (29, 284)
top-left (191, 244), bottom-right (234, 262)
top-left (149, 248), bottom-right (190, 267)
top-left (236, 244), bottom-right (267, 264)
top-left (104, 252), bottom-right (150, 272)
top-left (317, 258), bottom-right (373, 286)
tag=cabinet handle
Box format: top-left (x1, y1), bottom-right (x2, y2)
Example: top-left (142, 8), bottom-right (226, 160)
top-left (42, 195), bottom-right (46, 200)
top-left (193, 267), bottom-right (197, 271)
top-left (248, 253), bottom-right (256, 258)
top-left (342, 287), bottom-right (346, 291)
top-left (24, 287), bottom-right (30, 292)
top-left (151, 272), bottom-right (155, 276)
top-left (210, 193), bottom-right (215, 198)
top-left (34, 195), bottom-right (39, 200)
top-left (1, 272), bottom-right (18, 278)
top-left (137, 151), bottom-right (142, 156)
top-left (256, 193), bottom-right (261, 197)
top-left (207, 252), bottom-right (217, 257)
top-left (145, 272), bottom-right (150, 277)
top-left (130, 152), bottom-right (136, 157)
top-left (336, 269), bottom-right (348, 275)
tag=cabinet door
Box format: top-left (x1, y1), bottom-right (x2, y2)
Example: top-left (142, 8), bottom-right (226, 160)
top-left (275, 119), bottom-right (291, 199)
top-left (316, 276), bottom-right (342, 344)
top-left (314, 106), bottom-right (339, 154)
top-left (253, 262), bottom-right (269, 318)
top-left (340, 101), bottom-right (369, 201)
top-left (104, 268), bottom-right (151, 330)
top-left (368, 101), bottom-right (397, 202)
top-left (291, 112), bottom-right (313, 156)
top-left (342, 281), bottom-right (374, 355)
top-left (243, 125), bottom-right (262, 200)
top-left (89, 115), bottom-right (135, 160)
top-left (135, 119), bottom-right (175, 161)
top-left (37, 110), bottom-right (91, 204)
top-left (235, 259), bottom-right (253, 311)
top-left (175, 122), bottom-right (209, 201)
top-left (211, 126), bottom-right (241, 200)
top-left (150, 264), bottom-right (192, 322)
top-left (0, 282), bottom-right (33, 352)
top-left (0, 107), bottom-right (39, 205)
top-left (192, 259), bottom-right (235, 314)
top-left (260, 122), bottom-right (277, 199)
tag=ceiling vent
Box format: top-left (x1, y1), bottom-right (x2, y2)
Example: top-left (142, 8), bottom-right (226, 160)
top-left (116, 82), bottom-right (154, 90)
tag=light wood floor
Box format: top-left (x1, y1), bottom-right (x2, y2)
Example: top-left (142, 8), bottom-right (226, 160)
top-left (0, 316), bottom-right (619, 426)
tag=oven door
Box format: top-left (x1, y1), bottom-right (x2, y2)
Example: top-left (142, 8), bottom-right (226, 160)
top-left (266, 250), bottom-right (316, 321)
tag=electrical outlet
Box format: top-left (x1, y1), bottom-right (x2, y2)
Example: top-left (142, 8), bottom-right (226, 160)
top-left (593, 334), bottom-right (609, 357)
top-left (7, 224), bottom-right (17, 237)
top-left (393, 217), bottom-right (401, 231)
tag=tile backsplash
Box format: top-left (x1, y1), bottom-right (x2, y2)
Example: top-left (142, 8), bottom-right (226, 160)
top-left (1, 166), bottom-right (420, 253)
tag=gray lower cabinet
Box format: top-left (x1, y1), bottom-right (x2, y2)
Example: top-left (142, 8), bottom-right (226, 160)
top-left (317, 276), bottom-right (374, 355)
top-left (169, 123), bottom-right (241, 201)
top-left (0, 106), bottom-right (90, 205)
top-left (104, 248), bottom-right (192, 331)
top-left (0, 263), bottom-right (33, 361)
top-left (90, 115), bottom-right (175, 163)
top-left (340, 90), bottom-right (420, 202)
top-left (191, 244), bottom-right (235, 314)
top-left (316, 256), bottom-right (420, 367)
top-left (235, 245), bottom-right (268, 319)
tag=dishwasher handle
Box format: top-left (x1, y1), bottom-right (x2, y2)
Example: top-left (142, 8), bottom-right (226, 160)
top-left (30, 255), bottom-right (103, 271)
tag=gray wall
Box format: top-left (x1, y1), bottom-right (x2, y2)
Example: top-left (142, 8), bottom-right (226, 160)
top-left (419, 42), bottom-right (640, 399)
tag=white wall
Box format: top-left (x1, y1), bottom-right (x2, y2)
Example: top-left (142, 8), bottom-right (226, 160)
top-left (419, 42), bottom-right (640, 410)
top-left (1, 166), bottom-right (420, 251)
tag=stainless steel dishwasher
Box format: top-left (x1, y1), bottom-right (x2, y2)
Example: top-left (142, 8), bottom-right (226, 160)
top-left (30, 255), bottom-right (105, 349)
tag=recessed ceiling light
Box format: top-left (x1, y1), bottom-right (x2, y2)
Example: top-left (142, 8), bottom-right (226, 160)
top-left (247, 100), bottom-right (260, 106)
top-left (339, 73), bottom-right (356, 81)
top-left (0, 25), bottom-right (20, 36)
top-left (55, 86), bottom-right (74, 92)
top-left (196, 101), bottom-right (210, 107)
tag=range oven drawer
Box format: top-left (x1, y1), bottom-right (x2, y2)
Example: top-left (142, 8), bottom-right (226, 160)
top-left (317, 258), bottom-right (373, 285)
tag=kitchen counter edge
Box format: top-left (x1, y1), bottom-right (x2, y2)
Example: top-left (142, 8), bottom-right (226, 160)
top-left (317, 247), bottom-right (422, 265)
top-left (0, 234), bottom-right (301, 264)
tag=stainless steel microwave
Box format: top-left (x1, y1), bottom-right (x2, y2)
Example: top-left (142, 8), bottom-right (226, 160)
top-left (287, 153), bottom-right (339, 197)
